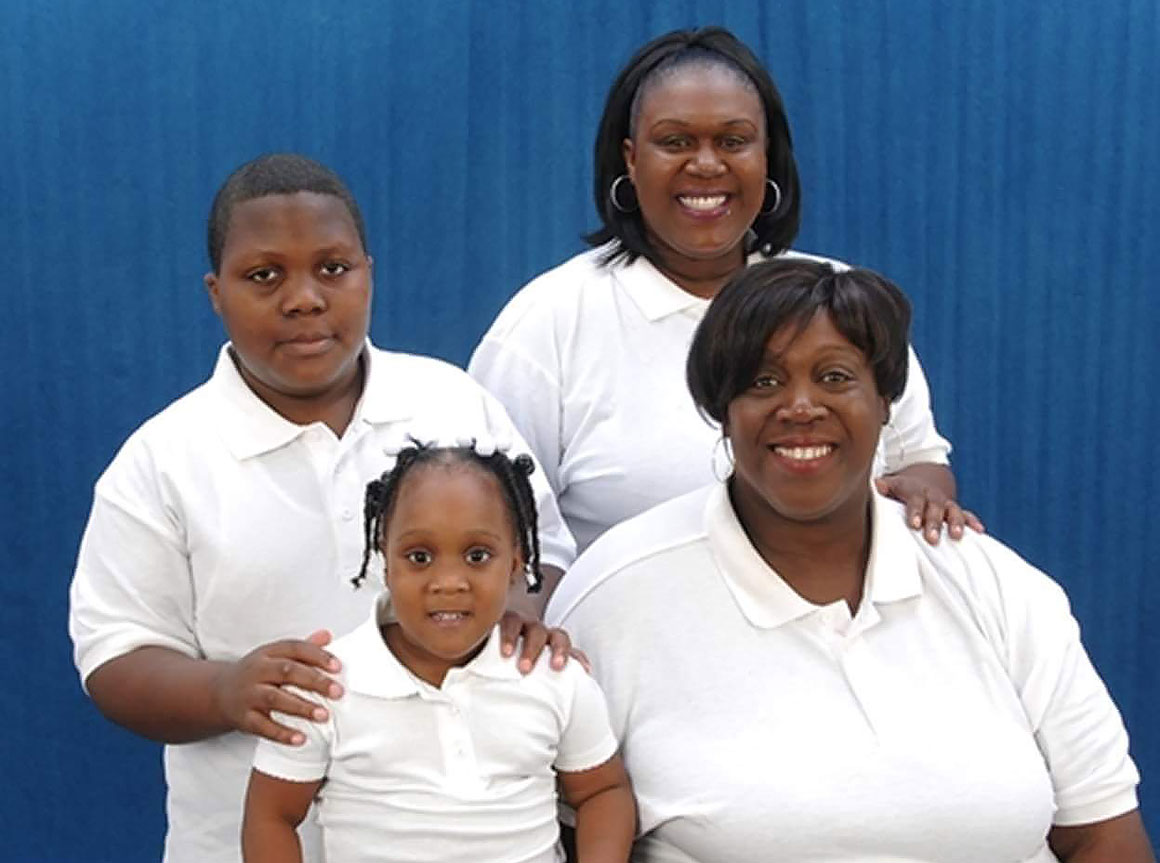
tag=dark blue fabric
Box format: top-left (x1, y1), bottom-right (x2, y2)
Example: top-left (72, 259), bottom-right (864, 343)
top-left (3, 1), bottom-right (1156, 857)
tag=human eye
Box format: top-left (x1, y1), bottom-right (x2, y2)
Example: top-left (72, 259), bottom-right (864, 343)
top-left (245, 266), bottom-right (280, 285)
top-left (320, 260), bottom-right (349, 278)
top-left (752, 373), bottom-right (781, 391)
top-left (819, 368), bottom-right (855, 386)
top-left (657, 133), bottom-right (691, 150)
top-left (719, 133), bottom-right (751, 150)
top-left (404, 549), bottom-right (432, 566)
top-left (465, 547), bottom-right (493, 565)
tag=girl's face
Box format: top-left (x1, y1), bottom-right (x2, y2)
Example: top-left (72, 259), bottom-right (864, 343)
top-left (623, 63), bottom-right (767, 289)
top-left (204, 191), bottom-right (372, 423)
top-left (381, 463), bottom-right (522, 687)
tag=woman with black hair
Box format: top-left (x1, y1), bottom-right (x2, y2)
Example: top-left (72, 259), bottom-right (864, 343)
top-left (469, 27), bottom-right (979, 559)
top-left (546, 259), bottom-right (1150, 862)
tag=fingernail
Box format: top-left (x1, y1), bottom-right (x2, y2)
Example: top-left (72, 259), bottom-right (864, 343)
top-left (502, 644), bottom-right (514, 656)
top-left (292, 733), bottom-right (305, 745)
top-left (329, 683), bottom-right (343, 698)
top-left (313, 707), bottom-right (327, 721)
top-left (519, 658), bottom-right (532, 672)
top-left (911, 517), bottom-right (921, 528)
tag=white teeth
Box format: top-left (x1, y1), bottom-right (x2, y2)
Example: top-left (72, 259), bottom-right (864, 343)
top-left (774, 445), bottom-right (833, 461)
top-left (678, 194), bottom-right (726, 210)
top-left (431, 612), bottom-right (466, 621)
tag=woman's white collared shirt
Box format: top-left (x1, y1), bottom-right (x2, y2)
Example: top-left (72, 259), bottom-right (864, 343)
top-left (469, 246), bottom-right (950, 552)
top-left (546, 484), bottom-right (1139, 863)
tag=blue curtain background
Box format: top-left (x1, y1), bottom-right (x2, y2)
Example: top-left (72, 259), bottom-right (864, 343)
top-left (3, 1), bottom-right (1157, 858)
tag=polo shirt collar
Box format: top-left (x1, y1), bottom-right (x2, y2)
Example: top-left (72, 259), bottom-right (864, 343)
top-left (704, 482), bottom-right (923, 630)
top-left (343, 593), bottom-right (521, 700)
top-left (614, 249), bottom-right (767, 323)
top-left (211, 341), bottom-right (411, 460)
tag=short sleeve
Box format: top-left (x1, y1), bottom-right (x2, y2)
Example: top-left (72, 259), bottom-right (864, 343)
top-left (881, 345), bottom-right (952, 473)
top-left (251, 699), bottom-right (333, 783)
top-left (69, 437), bottom-right (200, 686)
top-left (471, 351), bottom-right (576, 570)
top-left (468, 319), bottom-right (565, 499)
top-left (972, 537), bottom-right (1140, 825)
top-left (554, 665), bottom-right (619, 774)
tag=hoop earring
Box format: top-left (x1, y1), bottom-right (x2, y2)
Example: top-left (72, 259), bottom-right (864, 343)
top-left (759, 178), bottom-right (782, 215)
top-left (712, 435), bottom-right (735, 483)
top-left (609, 174), bottom-right (639, 213)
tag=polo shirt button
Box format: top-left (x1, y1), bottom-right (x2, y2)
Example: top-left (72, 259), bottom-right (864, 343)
top-left (341, 508), bottom-right (354, 521)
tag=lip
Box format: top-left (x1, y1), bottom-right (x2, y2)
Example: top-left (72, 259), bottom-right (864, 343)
top-left (278, 333), bottom-right (336, 356)
top-left (675, 191), bottom-right (732, 220)
top-left (427, 610), bottom-right (473, 628)
top-left (766, 440), bottom-right (838, 474)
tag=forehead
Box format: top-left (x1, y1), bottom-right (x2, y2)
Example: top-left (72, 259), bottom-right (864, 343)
top-left (763, 311), bottom-right (863, 360)
top-left (391, 461), bottom-right (508, 521)
top-left (636, 62), bottom-right (764, 128)
top-left (221, 192), bottom-right (361, 259)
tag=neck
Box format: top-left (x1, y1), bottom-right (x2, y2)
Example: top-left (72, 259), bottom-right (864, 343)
top-left (232, 349), bottom-right (366, 437)
top-left (729, 481), bottom-right (873, 612)
top-left (650, 243), bottom-right (748, 299)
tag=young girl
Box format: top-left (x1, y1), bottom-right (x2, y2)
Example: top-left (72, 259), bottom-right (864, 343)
top-left (242, 440), bottom-right (635, 863)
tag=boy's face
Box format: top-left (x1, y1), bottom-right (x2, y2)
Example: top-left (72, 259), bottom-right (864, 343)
top-left (382, 463), bottom-right (522, 688)
top-left (204, 192), bottom-right (371, 418)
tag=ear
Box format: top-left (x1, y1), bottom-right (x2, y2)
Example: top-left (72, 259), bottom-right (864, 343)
top-left (204, 272), bottom-right (222, 316)
top-left (622, 138), bottom-right (637, 182)
top-left (509, 549), bottom-right (526, 587)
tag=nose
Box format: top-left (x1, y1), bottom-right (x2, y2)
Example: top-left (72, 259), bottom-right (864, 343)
top-left (280, 273), bottom-right (326, 316)
top-left (775, 383), bottom-right (827, 423)
top-left (428, 566), bottom-right (470, 594)
top-left (685, 140), bottom-right (725, 176)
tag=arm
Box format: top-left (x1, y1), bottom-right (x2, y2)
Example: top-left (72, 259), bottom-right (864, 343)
top-left (1048, 810), bottom-right (1154, 862)
top-left (877, 345), bottom-right (983, 543)
top-left (499, 565), bottom-right (589, 675)
top-left (85, 632), bottom-right (342, 745)
top-left (241, 769), bottom-right (323, 863)
top-left (560, 755), bottom-right (635, 863)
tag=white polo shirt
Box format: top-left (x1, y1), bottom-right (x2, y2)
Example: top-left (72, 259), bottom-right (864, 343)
top-left (546, 484), bottom-right (1140, 863)
top-left (253, 592), bottom-right (618, 863)
top-left (468, 245), bottom-right (950, 552)
top-left (69, 343), bottom-right (576, 863)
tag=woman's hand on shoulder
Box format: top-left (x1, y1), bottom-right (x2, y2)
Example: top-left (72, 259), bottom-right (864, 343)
top-left (499, 609), bottom-right (590, 675)
top-left (212, 630), bottom-right (344, 745)
top-left (876, 462), bottom-right (984, 544)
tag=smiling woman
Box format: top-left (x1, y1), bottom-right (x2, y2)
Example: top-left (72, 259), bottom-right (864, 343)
top-left (470, 27), bottom-right (977, 560)
top-left (546, 258), bottom-right (1152, 862)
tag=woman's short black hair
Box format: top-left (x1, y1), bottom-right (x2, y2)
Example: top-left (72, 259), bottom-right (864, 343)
top-left (687, 259), bottom-right (912, 424)
top-left (585, 27), bottom-right (801, 266)
top-left (206, 153), bottom-right (367, 274)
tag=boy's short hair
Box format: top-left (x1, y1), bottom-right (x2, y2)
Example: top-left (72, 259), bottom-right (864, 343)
top-left (206, 153), bottom-right (367, 273)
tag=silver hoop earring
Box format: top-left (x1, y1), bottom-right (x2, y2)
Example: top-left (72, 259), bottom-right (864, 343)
top-left (609, 174), bottom-right (639, 213)
top-left (759, 178), bottom-right (782, 215)
top-left (712, 435), bottom-right (735, 483)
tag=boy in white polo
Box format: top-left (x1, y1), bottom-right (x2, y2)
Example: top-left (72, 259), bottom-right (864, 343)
top-left (69, 154), bottom-right (578, 863)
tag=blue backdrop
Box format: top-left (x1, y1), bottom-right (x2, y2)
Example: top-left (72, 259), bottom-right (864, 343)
top-left (3, 1), bottom-right (1157, 859)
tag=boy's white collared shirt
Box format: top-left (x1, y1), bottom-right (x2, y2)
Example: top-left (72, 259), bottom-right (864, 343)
top-left (69, 342), bottom-right (577, 863)
top-left (253, 592), bottom-right (617, 863)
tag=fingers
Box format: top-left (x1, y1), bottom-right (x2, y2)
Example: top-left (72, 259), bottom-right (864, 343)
top-left (546, 628), bottom-right (573, 672)
top-left (963, 509), bottom-right (986, 534)
top-left (569, 647), bottom-right (592, 674)
top-left (498, 610), bottom-right (524, 659)
top-left (516, 620), bottom-right (551, 674)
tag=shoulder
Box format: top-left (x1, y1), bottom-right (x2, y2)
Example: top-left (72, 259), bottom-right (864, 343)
top-left (480, 247), bottom-right (614, 336)
top-left (764, 247), bottom-right (850, 271)
top-left (367, 345), bottom-right (491, 401)
top-left (547, 486), bottom-right (713, 624)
